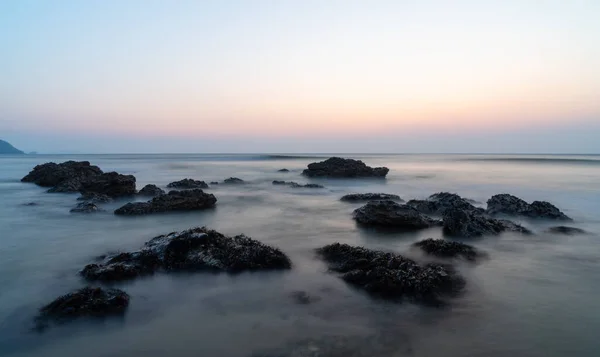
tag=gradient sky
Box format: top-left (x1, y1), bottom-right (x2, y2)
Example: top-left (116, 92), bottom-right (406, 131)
top-left (1, 0), bottom-right (599, 153)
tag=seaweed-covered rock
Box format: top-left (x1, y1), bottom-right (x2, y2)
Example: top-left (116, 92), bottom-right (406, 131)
top-left (70, 202), bottom-right (102, 213)
top-left (302, 157), bottom-right (389, 178)
top-left (166, 179), bottom-right (208, 189)
top-left (340, 193), bottom-right (401, 202)
top-left (77, 192), bottom-right (112, 203)
top-left (81, 227), bottom-right (291, 282)
top-left (443, 208), bottom-right (531, 238)
top-left (272, 181), bottom-right (324, 188)
top-left (353, 200), bottom-right (440, 230)
top-left (316, 243), bottom-right (464, 304)
top-left (546, 226), bottom-right (587, 235)
top-left (36, 287), bottom-right (129, 327)
top-left (137, 184), bottom-right (166, 196)
top-left (223, 177), bottom-right (245, 184)
top-left (407, 192), bottom-right (483, 215)
top-left (486, 194), bottom-right (571, 220)
top-left (80, 172), bottom-right (136, 198)
top-left (413, 238), bottom-right (483, 261)
top-left (21, 161), bottom-right (103, 190)
top-left (114, 189), bottom-right (216, 215)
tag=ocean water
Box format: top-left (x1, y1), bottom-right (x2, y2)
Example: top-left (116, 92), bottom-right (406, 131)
top-left (0, 153), bottom-right (599, 357)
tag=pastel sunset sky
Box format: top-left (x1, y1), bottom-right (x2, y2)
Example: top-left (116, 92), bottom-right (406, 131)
top-left (1, 0), bottom-right (599, 153)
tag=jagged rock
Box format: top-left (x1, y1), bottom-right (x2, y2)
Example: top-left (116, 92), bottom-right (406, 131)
top-left (278, 168), bottom-right (290, 172)
top-left (486, 194), bottom-right (571, 220)
top-left (137, 184), bottom-right (165, 196)
top-left (443, 208), bottom-right (531, 238)
top-left (81, 227), bottom-right (291, 282)
top-left (302, 157), bottom-right (389, 178)
top-left (340, 193), bottom-right (401, 202)
top-left (406, 192), bottom-right (483, 215)
top-left (114, 189), bottom-right (216, 215)
top-left (36, 287), bottom-right (129, 327)
top-left (413, 238), bottom-right (483, 261)
top-left (80, 172), bottom-right (136, 198)
top-left (353, 200), bottom-right (440, 230)
top-left (47, 178), bottom-right (85, 193)
top-left (546, 226), bottom-right (587, 235)
top-left (272, 181), bottom-right (324, 188)
top-left (166, 179), bottom-right (208, 189)
top-left (77, 192), bottom-right (112, 203)
top-left (316, 243), bottom-right (465, 304)
top-left (21, 161), bottom-right (103, 189)
top-left (223, 177), bottom-right (245, 184)
top-left (70, 202), bottom-right (102, 213)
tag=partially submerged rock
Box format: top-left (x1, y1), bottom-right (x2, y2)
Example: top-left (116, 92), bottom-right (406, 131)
top-left (137, 184), bottom-right (165, 196)
top-left (166, 179), bottom-right (208, 189)
top-left (210, 181), bottom-right (219, 185)
top-left (81, 227), bottom-right (291, 282)
top-left (290, 291), bottom-right (320, 305)
top-left (340, 193), bottom-right (401, 202)
top-left (407, 192), bottom-right (483, 215)
top-left (316, 243), bottom-right (465, 304)
top-left (223, 177), bottom-right (245, 184)
top-left (443, 208), bottom-right (531, 238)
top-left (77, 192), bottom-right (112, 203)
top-left (546, 226), bottom-right (587, 235)
top-left (353, 200), bottom-right (440, 230)
top-left (272, 181), bottom-right (324, 188)
top-left (302, 157), bottom-right (389, 178)
top-left (278, 168), bottom-right (290, 172)
top-left (487, 194), bottom-right (571, 220)
top-left (413, 238), bottom-right (483, 261)
top-left (21, 161), bottom-right (103, 190)
top-left (70, 202), bottom-right (103, 213)
top-left (80, 172), bottom-right (137, 198)
top-left (114, 189), bottom-right (216, 215)
top-left (36, 287), bottom-right (129, 327)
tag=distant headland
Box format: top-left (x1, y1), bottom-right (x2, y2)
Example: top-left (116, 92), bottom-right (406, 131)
top-left (0, 139), bottom-right (25, 154)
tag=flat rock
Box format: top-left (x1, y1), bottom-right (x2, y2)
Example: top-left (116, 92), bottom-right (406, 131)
top-left (278, 168), bottom-right (290, 172)
top-left (486, 194), bottom-right (571, 220)
top-left (114, 189), bottom-right (217, 215)
top-left (80, 172), bottom-right (136, 198)
top-left (302, 157), bottom-right (389, 178)
top-left (21, 161), bottom-right (103, 190)
top-left (546, 226), bottom-right (587, 235)
top-left (166, 179), bottom-right (208, 189)
top-left (340, 193), bottom-right (401, 202)
top-left (443, 208), bottom-right (531, 238)
top-left (77, 192), bottom-right (113, 203)
top-left (223, 177), bottom-right (245, 184)
top-left (413, 238), bottom-right (483, 261)
top-left (36, 287), bottom-right (129, 327)
top-left (137, 184), bottom-right (166, 196)
top-left (316, 243), bottom-right (465, 304)
top-left (70, 202), bottom-right (103, 213)
top-left (81, 227), bottom-right (291, 282)
top-left (353, 200), bottom-right (440, 230)
top-left (406, 192), bottom-right (483, 215)
top-left (272, 181), bottom-right (324, 188)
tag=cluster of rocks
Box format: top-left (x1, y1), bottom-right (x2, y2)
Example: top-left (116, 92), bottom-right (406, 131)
top-left (341, 193), bottom-right (401, 202)
top-left (114, 189), bottom-right (217, 215)
top-left (272, 181), bottom-right (324, 189)
top-left (487, 194), bottom-right (571, 220)
top-left (442, 208), bottom-right (531, 238)
top-left (166, 178), bottom-right (208, 189)
top-left (413, 238), bottom-right (484, 261)
top-left (316, 243), bottom-right (465, 304)
top-left (302, 157), bottom-right (389, 178)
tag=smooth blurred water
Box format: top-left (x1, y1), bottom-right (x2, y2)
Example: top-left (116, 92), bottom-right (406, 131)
top-left (0, 154), bottom-right (599, 357)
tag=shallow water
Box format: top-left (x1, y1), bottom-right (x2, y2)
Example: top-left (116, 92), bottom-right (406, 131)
top-left (0, 154), bottom-right (599, 357)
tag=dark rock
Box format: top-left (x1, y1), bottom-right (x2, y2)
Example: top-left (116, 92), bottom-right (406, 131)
top-left (353, 200), bottom-right (440, 230)
top-left (272, 181), bottom-right (324, 188)
top-left (546, 226), bottom-right (587, 235)
top-left (413, 238), bottom-right (483, 261)
top-left (47, 178), bottom-right (85, 193)
top-left (486, 194), bottom-right (571, 220)
top-left (166, 178), bottom-right (208, 189)
top-left (114, 189), bottom-right (217, 216)
top-left (81, 227), bottom-right (291, 282)
top-left (137, 184), bottom-right (165, 196)
top-left (278, 168), bottom-right (290, 172)
top-left (79, 172), bottom-right (136, 198)
top-left (23, 202), bottom-right (39, 206)
top-left (406, 192), bottom-right (483, 215)
top-left (290, 291), bottom-right (320, 305)
top-left (77, 192), bottom-right (112, 203)
top-left (21, 161), bottom-right (103, 189)
top-left (210, 181), bottom-right (219, 185)
top-left (340, 193), bottom-right (401, 202)
top-left (316, 243), bottom-right (465, 304)
top-left (70, 202), bottom-right (102, 213)
top-left (443, 208), bottom-right (531, 238)
top-left (302, 157), bottom-right (389, 178)
top-left (36, 287), bottom-right (129, 327)
top-left (223, 177), bottom-right (245, 184)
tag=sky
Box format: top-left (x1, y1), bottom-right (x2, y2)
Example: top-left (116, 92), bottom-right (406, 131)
top-left (1, 0), bottom-right (599, 153)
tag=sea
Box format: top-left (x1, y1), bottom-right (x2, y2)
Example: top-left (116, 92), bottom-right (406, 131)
top-left (0, 153), bottom-right (599, 357)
